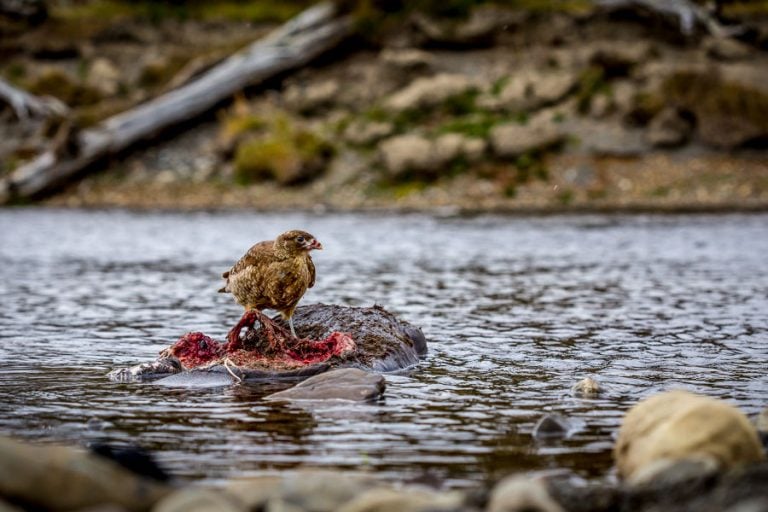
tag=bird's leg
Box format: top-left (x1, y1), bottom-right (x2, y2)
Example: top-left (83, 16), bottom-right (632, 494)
top-left (288, 316), bottom-right (297, 339)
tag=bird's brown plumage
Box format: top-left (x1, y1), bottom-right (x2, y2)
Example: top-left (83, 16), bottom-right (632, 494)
top-left (219, 230), bottom-right (322, 335)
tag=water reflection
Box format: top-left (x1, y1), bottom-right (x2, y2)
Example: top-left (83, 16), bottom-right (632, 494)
top-left (0, 209), bottom-right (767, 487)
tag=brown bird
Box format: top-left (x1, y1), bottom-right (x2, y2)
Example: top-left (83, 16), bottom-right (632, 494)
top-left (219, 230), bottom-right (322, 338)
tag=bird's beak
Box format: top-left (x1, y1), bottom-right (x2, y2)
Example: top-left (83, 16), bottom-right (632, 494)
top-left (309, 239), bottom-right (323, 251)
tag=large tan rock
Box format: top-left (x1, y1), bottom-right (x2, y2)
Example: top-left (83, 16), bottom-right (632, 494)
top-left (490, 118), bottom-right (564, 158)
top-left (336, 487), bottom-right (464, 512)
top-left (0, 436), bottom-right (170, 511)
top-left (153, 489), bottom-right (246, 512)
top-left (614, 391), bottom-right (765, 482)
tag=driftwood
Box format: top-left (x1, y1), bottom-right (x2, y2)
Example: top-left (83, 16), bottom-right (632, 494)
top-left (0, 3), bottom-right (352, 204)
top-left (595, 0), bottom-right (742, 38)
top-left (0, 78), bottom-right (68, 121)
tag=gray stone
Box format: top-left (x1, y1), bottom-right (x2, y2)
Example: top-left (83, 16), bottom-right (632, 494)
top-left (380, 48), bottom-right (434, 74)
top-left (0, 436), bottom-right (170, 511)
top-left (265, 368), bottom-right (385, 402)
top-left (571, 377), bottom-right (602, 398)
top-left (705, 37), bottom-right (751, 61)
top-left (224, 476), bottom-right (282, 510)
top-left (480, 70), bottom-right (578, 113)
top-left (385, 74), bottom-right (476, 112)
top-left (283, 80), bottom-right (340, 113)
top-left (646, 107), bottom-right (693, 148)
top-left (411, 5), bottom-right (517, 47)
top-left (344, 120), bottom-right (394, 146)
top-left (490, 120), bottom-right (564, 158)
top-left (87, 58), bottom-right (121, 96)
top-left (488, 475), bottom-right (565, 512)
top-left (260, 471), bottom-right (379, 512)
top-left (378, 133), bottom-right (486, 178)
top-left (533, 414), bottom-right (572, 440)
top-left (378, 134), bottom-right (435, 176)
top-left (154, 489), bottom-right (246, 512)
top-left (337, 487), bottom-right (465, 512)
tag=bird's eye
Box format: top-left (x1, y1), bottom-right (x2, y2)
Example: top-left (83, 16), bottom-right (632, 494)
top-left (297, 236), bottom-right (305, 242)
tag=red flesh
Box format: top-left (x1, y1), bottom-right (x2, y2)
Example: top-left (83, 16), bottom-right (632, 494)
top-left (164, 310), bottom-right (355, 370)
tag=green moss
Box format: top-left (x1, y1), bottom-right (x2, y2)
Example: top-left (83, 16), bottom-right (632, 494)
top-left (491, 76), bottom-right (510, 97)
top-left (437, 113), bottom-right (500, 138)
top-left (27, 68), bottom-right (102, 106)
top-left (557, 188), bottom-right (575, 205)
top-left (662, 71), bottom-right (768, 133)
top-left (514, 152), bottom-right (548, 182)
top-left (52, 0), bottom-right (310, 24)
top-left (443, 89), bottom-right (480, 116)
top-left (233, 115), bottom-right (333, 186)
top-left (576, 66), bottom-right (608, 114)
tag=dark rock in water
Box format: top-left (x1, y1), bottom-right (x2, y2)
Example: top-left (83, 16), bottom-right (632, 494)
top-left (533, 414), bottom-right (572, 440)
top-left (89, 443), bottom-right (170, 482)
top-left (108, 304), bottom-right (426, 384)
top-left (265, 368), bottom-right (385, 402)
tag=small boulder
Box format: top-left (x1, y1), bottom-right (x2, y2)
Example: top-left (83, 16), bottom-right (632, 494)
top-left (487, 475), bottom-right (565, 512)
top-left (336, 487), bottom-right (465, 512)
top-left (480, 70), bottom-right (578, 113)
top-left (87, 58), bottom-right (121, 97)
top-left (343, 120), bottom-right (394, 146)
top-left (411, 5), bottom-right (517, 47)
top-left (378, 134), bottom-right (435, 177)
top-left (378, 133), bottom-right (485, 179)
top-left (572, 377), bottom-right (601, 398)
top-left (614, 390), bottom-right (765, 483)
top-left (646, 107), bottom-right (694, 148)
top-left (533, 414), bottom-right (572, 440)
top-left (385, 73), bottom-right (476, 113)
top-left (265, 368), bottom-right (385, 402)
top-left (283, 80), bottom-right (340, 114)
top-left (154, 489), bottom-right (246, 512)
top-left (705, 37), bottom-right (751, 61)
top-left (490, 119), bottom-right (564, 159)
top-left (380, 48), bottom-right (434, 74)
top-left (255, 471), bottom-right (379, 512)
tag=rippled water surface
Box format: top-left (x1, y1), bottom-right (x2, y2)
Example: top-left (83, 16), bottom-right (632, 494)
top-left (1, 209), bottom-right (767, 488)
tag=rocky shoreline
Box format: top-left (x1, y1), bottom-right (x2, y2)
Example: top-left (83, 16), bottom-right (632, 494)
top-left (2, 2), bottom-right (767, 211)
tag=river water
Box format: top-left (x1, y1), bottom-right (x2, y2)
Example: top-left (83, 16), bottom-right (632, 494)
top-left (0, 208), bottom-right (766, 488)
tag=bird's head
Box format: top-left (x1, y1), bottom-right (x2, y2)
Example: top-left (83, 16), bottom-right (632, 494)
top-left (277, 230), bottom-right (323, 254)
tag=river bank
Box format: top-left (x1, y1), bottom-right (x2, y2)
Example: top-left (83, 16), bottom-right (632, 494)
top-left (2, 1), bottom-right (768, 211)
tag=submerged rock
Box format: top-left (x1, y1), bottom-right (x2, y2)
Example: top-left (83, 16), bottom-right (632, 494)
top-left (571, 377), bottom-right (602, 398)
top-left (265, 368), bottom-right (385, 402)
top-left (532, 414), bottom-right (572, 440)
top-left (108, 304), bottom-right (426, 384)
top-left (614, 390), bottom-right (765, 483)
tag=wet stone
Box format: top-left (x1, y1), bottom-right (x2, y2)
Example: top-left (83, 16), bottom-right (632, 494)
top-left (533, 414), bottom-right (572, 440)
top-left (265, 368), bottom-right (385, 402)
top-left (488, 475), bottom-right (565, 512)
top-left (153, 488), bottom-right (246, 512)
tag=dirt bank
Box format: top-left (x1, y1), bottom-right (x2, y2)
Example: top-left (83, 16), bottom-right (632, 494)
top-left (2, 1), bottom-right (768, 212)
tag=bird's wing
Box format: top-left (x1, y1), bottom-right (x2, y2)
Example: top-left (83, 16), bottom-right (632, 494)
top-left (229, 240), bottom-right (274, 276)
top-left (307, 255), bottom-right (316, 289)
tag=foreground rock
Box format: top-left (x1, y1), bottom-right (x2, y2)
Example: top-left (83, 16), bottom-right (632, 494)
top-left (265, 368), bottom-right (385, 402)
top-left (108, 304), bottom-right (426, 384)
top-left (0, 436), bottom-right (171, 511)
top-left (614, 390), bottom-right (765, 483)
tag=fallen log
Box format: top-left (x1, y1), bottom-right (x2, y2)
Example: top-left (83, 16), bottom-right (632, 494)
top-left (0, 78), bottom-right (68, 121)
top-left (0, 2), bottom-right (352, 204)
